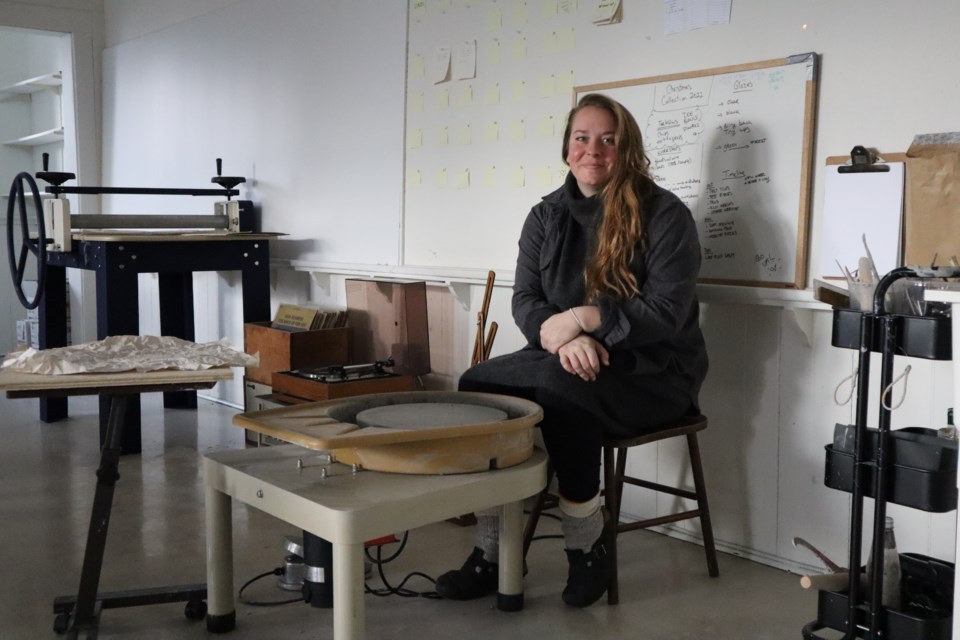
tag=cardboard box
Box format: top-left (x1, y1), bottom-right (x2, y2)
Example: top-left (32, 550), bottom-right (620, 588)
top-left (243, 322), bottom-right (352, 385)
top-left (345, 279), bottom-right (430, 376)
top-left (904, 133), bottom-right (960, 266)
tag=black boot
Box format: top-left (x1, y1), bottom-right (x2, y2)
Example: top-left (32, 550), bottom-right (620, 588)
top-left (561, 518), bottom-right (613, 607)
top-left (435, 547), bottom-right (498, 600)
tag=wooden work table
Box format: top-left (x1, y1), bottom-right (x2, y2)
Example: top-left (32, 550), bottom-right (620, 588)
top-left (0, 366), bottom-right (234, 639)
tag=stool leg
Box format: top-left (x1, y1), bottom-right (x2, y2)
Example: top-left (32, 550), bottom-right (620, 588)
top-left (603, 445), bottom-right (620, 605)
top-left (687, 433), bottom-right (719, 577)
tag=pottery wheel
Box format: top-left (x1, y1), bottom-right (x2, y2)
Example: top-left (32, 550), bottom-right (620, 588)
top-left (355, 402), bottom-right (508, 430)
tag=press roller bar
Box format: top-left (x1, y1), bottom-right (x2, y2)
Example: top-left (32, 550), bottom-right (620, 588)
top-left (68, 214), bottom-right (229, 230)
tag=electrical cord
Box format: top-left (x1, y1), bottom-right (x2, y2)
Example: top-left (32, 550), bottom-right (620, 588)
top-left (364, 531), bottom-right (441, 599)
top-left (238, 509), bottom-right (561, 606)
top-left (238, 567), bottom-right (303, 607)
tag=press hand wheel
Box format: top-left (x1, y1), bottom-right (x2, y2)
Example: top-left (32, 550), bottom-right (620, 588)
top-left (6, 172), bottom-right (47, 309)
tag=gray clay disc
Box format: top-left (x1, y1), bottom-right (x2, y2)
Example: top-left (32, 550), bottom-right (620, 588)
top-left (355, 402), bottom-right (508, 430)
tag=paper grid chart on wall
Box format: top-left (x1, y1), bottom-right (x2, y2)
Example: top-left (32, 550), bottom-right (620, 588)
top-left (405, 1), bottom-right (818, 288)
top-left (404, 0), bottom-right (585, 272)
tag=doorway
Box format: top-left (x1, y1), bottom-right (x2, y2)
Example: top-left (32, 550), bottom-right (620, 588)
top-left (0, 25), bottom-right (76, 354)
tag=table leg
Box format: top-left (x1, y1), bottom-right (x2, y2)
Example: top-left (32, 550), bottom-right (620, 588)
top-left (96, 256), bottom-right (141, 453)
top-left (37, 263), bottom-right (68, 422)
top-left (205, 484), bottom-right (236, 633)
top-left (497, 500), bottom-right (524, 612)
top-left (64, 394), bottom-right (129, 636)
top-left (158, 272), bottom-right (197, 410)
top-left (240, 245), bottom-right (271, 324)
top-left (333, 543), bottom-right (365, 640)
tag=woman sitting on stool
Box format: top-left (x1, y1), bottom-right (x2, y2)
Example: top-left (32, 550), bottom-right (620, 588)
top-left (435, 93), bottom-right (708, 608)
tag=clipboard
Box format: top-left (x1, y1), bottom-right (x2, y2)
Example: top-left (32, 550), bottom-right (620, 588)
top-left (819, 148), bottom-right (906, 279)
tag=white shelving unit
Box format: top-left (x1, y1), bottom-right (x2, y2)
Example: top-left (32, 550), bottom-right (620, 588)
top-left (0, 71), bottom-right (63, 148)
top-left (0, 71), bottom-right (62, 97)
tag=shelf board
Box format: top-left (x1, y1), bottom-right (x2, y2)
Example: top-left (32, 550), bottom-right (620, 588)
top-left (3, 127), bottom-right (64, 147)
top-left (0, 72), bottom-right (62, 99)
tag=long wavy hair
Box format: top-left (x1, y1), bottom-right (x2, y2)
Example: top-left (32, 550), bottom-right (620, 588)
top-left (562, 93), bottom-right (653, 302)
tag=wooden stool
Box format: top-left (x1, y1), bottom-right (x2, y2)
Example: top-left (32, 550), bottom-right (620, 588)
top-left (522, 414), bottom-right (719, 605)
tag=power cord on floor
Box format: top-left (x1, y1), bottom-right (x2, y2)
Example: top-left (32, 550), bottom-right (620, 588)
top-left (237, 511), bottom-right (560, 606)
top-left (364, 531), bottom-right (441, 599)
top-left (238, 567), bottom-right (303, 607)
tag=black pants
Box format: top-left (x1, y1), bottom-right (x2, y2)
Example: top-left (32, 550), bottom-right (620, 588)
top-left (458, 348), bottom-right (693, 502)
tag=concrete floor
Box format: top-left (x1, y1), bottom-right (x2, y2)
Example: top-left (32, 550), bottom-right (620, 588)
top-left (0, 392), bottom-right (819, 640)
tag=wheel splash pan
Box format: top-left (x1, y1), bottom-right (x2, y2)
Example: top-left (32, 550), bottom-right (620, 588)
top-left (233, 391), bottom-right (543, 474)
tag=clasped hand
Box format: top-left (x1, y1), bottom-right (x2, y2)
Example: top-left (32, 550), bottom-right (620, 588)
top-left (540, 310), bottom-right (609, 382)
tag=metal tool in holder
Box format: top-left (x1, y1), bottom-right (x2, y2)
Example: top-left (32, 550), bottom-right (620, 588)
top-left (803, 266), bottom-right (960, 640)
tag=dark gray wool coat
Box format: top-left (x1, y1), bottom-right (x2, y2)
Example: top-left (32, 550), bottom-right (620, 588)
top-left (460, 172), bottom-right (708, 437)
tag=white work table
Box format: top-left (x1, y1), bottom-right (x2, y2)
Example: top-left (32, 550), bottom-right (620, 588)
top-left (203, 444), bottom-right (548, 640)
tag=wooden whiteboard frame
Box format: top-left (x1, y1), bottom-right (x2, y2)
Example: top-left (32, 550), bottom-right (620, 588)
top-left (576, 54), bottom-right (819, 289)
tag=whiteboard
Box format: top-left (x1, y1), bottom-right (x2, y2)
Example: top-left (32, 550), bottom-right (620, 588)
top-left (579, 55), bottom-right (818, 288)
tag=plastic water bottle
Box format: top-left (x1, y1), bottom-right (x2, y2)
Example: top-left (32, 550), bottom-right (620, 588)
top-left (866, 516), bottom-right (901, 610)
top-left (879, 517), bottom-right (902, 609)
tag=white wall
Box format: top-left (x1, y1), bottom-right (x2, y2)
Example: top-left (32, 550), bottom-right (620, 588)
top-left (96, 0), bottom-right (959, 576)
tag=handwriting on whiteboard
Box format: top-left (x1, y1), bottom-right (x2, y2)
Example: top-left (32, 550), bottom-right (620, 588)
top-left (608, 61), bottom-right (810, 284)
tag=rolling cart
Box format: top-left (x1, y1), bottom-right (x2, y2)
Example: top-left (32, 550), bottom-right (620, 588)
top-left (803, 266), bottom-right (957, 639)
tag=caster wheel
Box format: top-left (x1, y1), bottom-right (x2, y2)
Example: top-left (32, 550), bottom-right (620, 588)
top-left (184, 599), bottom-right (208, 621)
top-left (53, 612), bottom-right (70, 634)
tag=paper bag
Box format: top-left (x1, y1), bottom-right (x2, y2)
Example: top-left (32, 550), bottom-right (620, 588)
top-left (904, 133), bottom-right (960, 266)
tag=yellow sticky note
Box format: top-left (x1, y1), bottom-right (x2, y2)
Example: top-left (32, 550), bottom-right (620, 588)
top-left (511, 80), bottom-right (526, 103)
top-left (484, 121), bottom-right (499, 143)
top-left (510, 166), bottom-right (526, 188)
top-left (511, 1), bottom-right (529, 26)
top-left (411, 54), bottom-right (426, 78)
top-left (510, 119), bottom-right (526, 141)
top-left (555, 164), bottom-right (568, 185)
top-left (483, 165), bottom-right (497, 187)
top-left (436, 168), bottom-right (448, 188)
top-left (406, 168), bottom-right (422, 188)
top-left (436, 127), bottom-right (449, 147)
top-left (457, 84), bottom-right (473, 106)
top-left (412, 1), bottom-right (427, 17)
top-left (540, 32), bottom-right (558, 55)
top-left (457, 123), bottom-right (472, 145)
top-left (541, 0), bottom-right (558, 18)
top-left (407, 128), bottom-right (423, 149)
top-left (486, 40), bottom-right (501, 65)
top-left (559, 0), bottom-right (578, 14)
top-left (486, 7), bottom-right (502, 31)
top-left (535, 165), bottom-right (552, 188)
top-left (558, 27), bottom-right (576, 52)
top-left (558, 69), bottom-right (575, 94)
top-left (512, 37), bottom-right (527, 60)
top-left (484, 83), bottom-right (500, 106)
top-left (455, 168), bottom-right (470, 189)
top-left (437, 88), bottom-right (450, 110)
top-left (537, 116), bottom-right (554, 138)
top-left (539, 74), bottom-right (556, 98)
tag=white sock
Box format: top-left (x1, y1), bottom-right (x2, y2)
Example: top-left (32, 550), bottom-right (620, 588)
top-left (474, 509), bottom-right (499, 562)
top-left (559, 493), bottom-right (603, 552)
